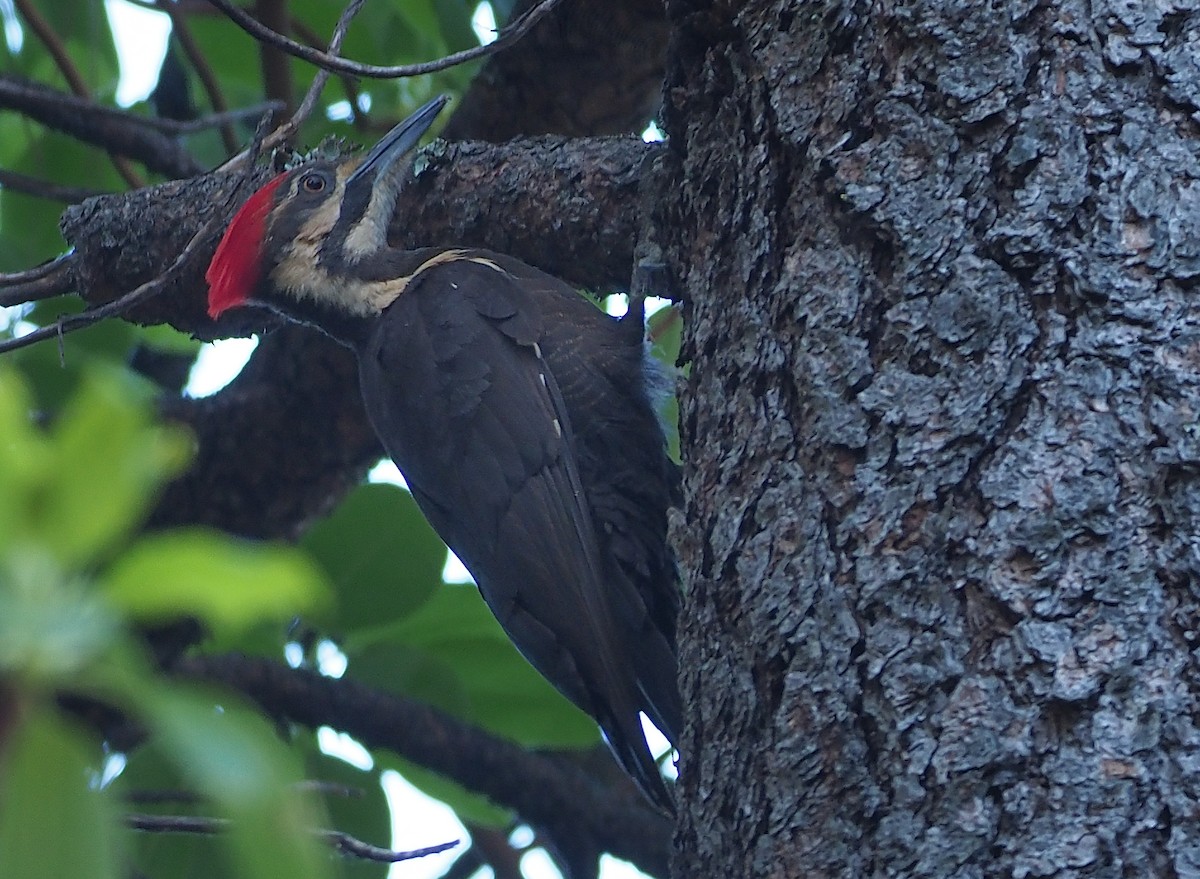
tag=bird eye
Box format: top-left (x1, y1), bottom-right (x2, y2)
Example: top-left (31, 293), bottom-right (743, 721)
top-left (301, 172), bottom-right (327, 193)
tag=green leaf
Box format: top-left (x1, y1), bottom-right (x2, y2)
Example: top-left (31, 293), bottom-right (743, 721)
top-left (349, 585), bottom-right (597, 748)
top-left (0, 5), bottom-right (116, 97)
top-left (6, 303), bottom-right (144, 412)
top-left (0, 708), bottom-right (124, 879)
top-left (38, 368), bottom-right (190, 567)
top-left (434, 0), bottom-right (479, 53)
top-left (348, 641), bottom-right (470, 720)
top-left (303, 483), bottom-right (444, 636)
top-left (14, 324), bottom-right (141, 412)
top-left (0, 368), bottom-right (51, 553)
top-left (490, 0), bottom-right (518, 23)
top-left (647, 304), bottom-right (682, 463)
top-left (304, 0), bottom-right (433, 67)
top-left (103, 529), bottom-right (330, 635)
top-left (0, 126), bottom-right (123, 271)
top-left (0, 550), bottom-right (119, 682)
top-left (184, 14), bottom-right (268, 113)
top-left (50, 3), bottom-right (119, 94)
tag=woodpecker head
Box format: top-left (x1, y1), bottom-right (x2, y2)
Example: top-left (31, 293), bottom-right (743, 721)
top-left (206, 95), bottom-right (448, 323)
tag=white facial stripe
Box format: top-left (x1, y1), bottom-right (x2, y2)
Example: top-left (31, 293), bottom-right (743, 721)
top-left (342, 179), bottom-right (393, 261)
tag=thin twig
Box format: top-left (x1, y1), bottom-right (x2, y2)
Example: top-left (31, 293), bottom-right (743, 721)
top-left (0, 191), bottom-right (231, 352)
top-left (137, 102), bottom-right (285, 135)
top-left (222, 0), bottom-right (365, 170)
top-left (284, 0), bottom-right (363, 136)
top-left (206, 0), bottom-right (566, 80)
top-left (0, 168), bottom-right (105, 203)
top-left (125, 813), bottom-right (458, 863)
top-left (289, 16), bottom-right (367, 132)
top-left (0, 259), bottom-right (75, 308)
top-left (320, 832), bottom-right (458, 863)
top-left (0, 107), bottom-right (276, 348)
top-left (648, 304), bottom-right (681, 344)
top-left (0, 260), bottom-right (184, 353)
top-left (0, 252), bottom-right (74, 286)
top-left (127, 814), bottom-right (225, 834)
top-left (159, 3), bottom-right (239, 152)
top-left (177, 653), bottom-right (672, 877)
top-left (0, 75), bottom-right (219, 176)
top-left (13, 0), bottom-right (144, 188)
top-left (0, 79), bottom-right (196, 179)
top-left (13, 0), bottom-right (88, 95)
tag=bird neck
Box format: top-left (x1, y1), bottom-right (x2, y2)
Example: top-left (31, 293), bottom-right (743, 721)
top-left (266, 247), bottom-right (465, 348)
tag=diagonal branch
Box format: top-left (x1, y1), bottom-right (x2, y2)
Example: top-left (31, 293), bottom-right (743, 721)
top-left (159, 2), bottom-right (239, 152)
top-left (0, 252), bottom-right (75, 286)
top-left (0, 76), bottom-right (205, 178)
top-left (126, 813), bottom-right (459, 862)
top-left (0, 168), bottom-right (105, 203)
top-left (0, 254), bottom-right (76, 307)
top-left (0, 209), bottom-right (220, 354)
top-left (206, 0), bottom-right (567, 80)
top-left (13, 0), bottom-right (143, 188)
top-left (0, 117), bottom-right (274, 354)
top-left (257, 0), bottom-right (364, 158)
top-left (176, 653), bottom-right (671, 878)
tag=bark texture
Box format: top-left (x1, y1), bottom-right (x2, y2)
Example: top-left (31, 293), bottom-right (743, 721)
top-left (441, 0), bottom-right (667, 141)
top-left (659, 0), bottom-right (1200, 875)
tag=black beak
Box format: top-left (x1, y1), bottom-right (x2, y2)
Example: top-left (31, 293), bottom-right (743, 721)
top-left (348, 95), bottom-right (449, 186)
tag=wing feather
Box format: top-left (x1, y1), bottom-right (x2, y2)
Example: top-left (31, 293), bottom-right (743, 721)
top-left (355, 257), bottom-right (676, 807)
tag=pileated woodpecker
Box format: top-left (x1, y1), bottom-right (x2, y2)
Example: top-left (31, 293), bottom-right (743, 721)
top-left (206, 97), bottom-right (681, 810)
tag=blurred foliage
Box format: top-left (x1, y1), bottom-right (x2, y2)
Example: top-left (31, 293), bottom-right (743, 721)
top-left (0, 364), bottom-right (331, 879)
top-left (0, 2), bottom-right (682, 875)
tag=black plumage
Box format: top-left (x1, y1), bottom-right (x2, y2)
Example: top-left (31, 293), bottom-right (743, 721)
top-left (206, 97), bottom-right (682, 810)
top-left (356, 252), bottom-right (681, 808)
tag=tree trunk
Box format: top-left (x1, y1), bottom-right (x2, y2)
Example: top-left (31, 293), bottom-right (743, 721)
top-left (659, 0), bottom-right (1200, 875)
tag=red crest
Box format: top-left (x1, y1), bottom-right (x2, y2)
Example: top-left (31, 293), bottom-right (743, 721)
top-left (205, 174), bottom-right (288, 318)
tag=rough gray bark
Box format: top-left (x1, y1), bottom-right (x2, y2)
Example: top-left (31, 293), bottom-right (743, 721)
top-left (658, 0), bottom-right (1200, 875)
top-left (441, 0), bottom-right (666, 141)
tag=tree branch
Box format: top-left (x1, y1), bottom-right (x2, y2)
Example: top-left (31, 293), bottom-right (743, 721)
top-left (232, 0), bottom-right (365, 166)
top-left (0, 75), bottom-right (205, 178)
top-left (0, 167), bottom-right (261, 354)
top-left (0, 169), bottom-right (102, 203)
top-left (205, 0), bottom-right (567, 80)
top-left (159, 3), bottom-right (239, 152)
top-left (0, 255), bottom-right (75, 307)
top-left (50, 138), bottom-right (653, 341)
top-left (126, 812), bottom-right (459, 862)
top-left (175, 653), bottom-right (671, 878)
top-left (254, 0), bottom-right (293, 120)
top-left (12, 0), bottom-right (143, 187)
